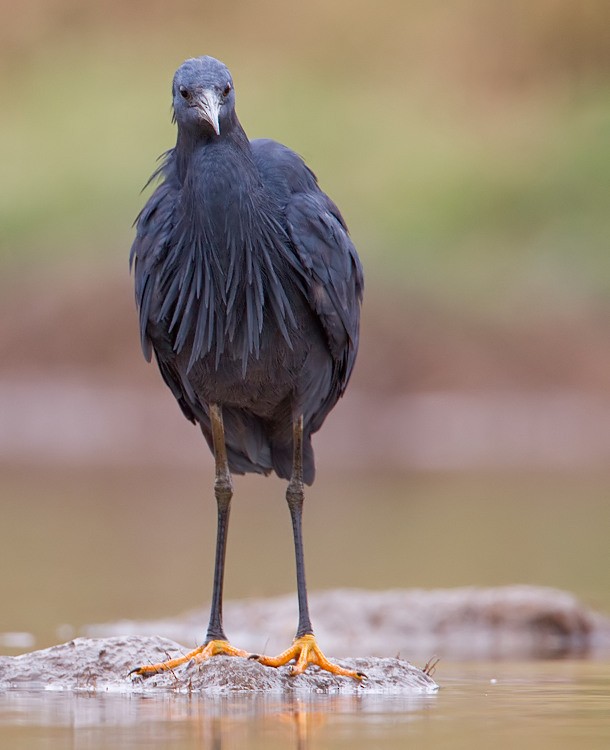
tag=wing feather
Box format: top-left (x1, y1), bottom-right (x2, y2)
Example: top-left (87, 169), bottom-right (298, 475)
top-left (251, 138), bottom-right (364, 397)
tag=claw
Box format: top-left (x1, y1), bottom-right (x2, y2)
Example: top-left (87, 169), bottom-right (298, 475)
top-left (130, 640), bottom-right (249, 677)
top-left (254, 633), bottom-right (364, 681)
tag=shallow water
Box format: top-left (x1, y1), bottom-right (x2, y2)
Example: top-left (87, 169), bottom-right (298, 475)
top-left (1, 466), bottom-right (609, 653)
top-left (0, 661), bottom-right (609, 749)
top-left (1, 467), bottom-right (609, 746)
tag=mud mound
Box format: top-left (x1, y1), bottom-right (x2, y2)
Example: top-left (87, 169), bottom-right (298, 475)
top-left (0, 636), bottom-right (437, 694)
top-left (85, 586), bottom-right (610, 661)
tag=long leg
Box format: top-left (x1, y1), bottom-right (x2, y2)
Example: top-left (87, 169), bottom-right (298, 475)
top-left (287, 415), bottom-right (313, 638)
top-left (206, 402), bottom-right (233, 641)
top-left (130, 403), bottom-right (247, 677)
top-left (251, 415), bottom-right (364, 680)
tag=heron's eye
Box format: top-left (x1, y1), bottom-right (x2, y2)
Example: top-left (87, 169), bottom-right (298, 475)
top-left (222, 82), bottom-right (232, 97)
top-left (179, 85), bottom-right (190, 99)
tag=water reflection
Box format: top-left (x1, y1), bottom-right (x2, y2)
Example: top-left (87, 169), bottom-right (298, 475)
top-left (2, 662), bottom-right (610, 749)
top-left (0, 690), bottom-right (436, 749)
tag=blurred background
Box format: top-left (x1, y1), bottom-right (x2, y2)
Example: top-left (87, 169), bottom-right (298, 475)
top-left (0, 0), bottom-right (609, 654)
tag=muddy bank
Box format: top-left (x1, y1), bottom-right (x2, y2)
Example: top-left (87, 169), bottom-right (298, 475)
top-left (2, 270), bottom-right (609, 394)
top-left (0, 636), bottom-right (437, 694)
top-left (2, 378), bottom-right (610, 470)
top-left (85, 586), bottom-right (610, 662)
top-left (2, 586), bottom-right (608, 693)
top-left (2, 270), bottom-right (610, 471)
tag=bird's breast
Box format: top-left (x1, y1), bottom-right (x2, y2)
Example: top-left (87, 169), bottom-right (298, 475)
top-left (150, 143), bottom-right (317, 405)
top-left (185, 325), bottom-right (310, 415)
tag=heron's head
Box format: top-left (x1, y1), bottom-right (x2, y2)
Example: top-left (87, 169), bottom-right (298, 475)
top-left (172, 56), bottom-right (235, 136)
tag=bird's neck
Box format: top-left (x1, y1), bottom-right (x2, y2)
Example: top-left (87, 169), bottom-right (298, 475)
top-left (175, 119), bottom-right (252, 184)
top-left (175, 127), bottom-right (267, 242)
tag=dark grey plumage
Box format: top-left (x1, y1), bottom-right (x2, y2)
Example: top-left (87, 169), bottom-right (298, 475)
top-left (130, 56), bottom-right (363, 485)
top-left (129, 56), bottom-right (366, 680)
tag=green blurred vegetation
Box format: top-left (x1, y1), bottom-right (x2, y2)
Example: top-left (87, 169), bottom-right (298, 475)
top-left (1, 0), bottom-right (609, 314)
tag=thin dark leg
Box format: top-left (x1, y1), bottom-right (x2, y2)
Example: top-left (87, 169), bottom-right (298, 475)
top-left (286, 415), bottom-right (314, 638)
top-left (249, 415), bottom-right (363, 679)
top-left (205, 402), bottom-right (233, 642)
top-left (128, 404), bottom-right (247, 675)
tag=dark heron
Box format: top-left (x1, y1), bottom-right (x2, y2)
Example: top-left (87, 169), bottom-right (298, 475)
top-left (129, 56), bottom-right (364, 680)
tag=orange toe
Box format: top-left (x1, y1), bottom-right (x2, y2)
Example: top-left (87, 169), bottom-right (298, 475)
top-left (252, 634), bottom-right (365, 681)
top-left (130, 639), bottom-right (249, 677)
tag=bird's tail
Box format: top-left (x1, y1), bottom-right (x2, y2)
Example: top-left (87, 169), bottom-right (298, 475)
top-left (269, 432), bottom-right (315, 486)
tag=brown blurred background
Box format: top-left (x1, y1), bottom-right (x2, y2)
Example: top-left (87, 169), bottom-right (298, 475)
top-left (0, 0), bottom-right (609, 654)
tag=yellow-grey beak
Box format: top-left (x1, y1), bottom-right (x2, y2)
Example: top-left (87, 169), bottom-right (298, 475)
top-left (195, 88), bottom-right (221, 135)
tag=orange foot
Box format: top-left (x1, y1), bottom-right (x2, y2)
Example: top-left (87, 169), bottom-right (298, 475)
top-left (251, 634), bottom-right (365, 681)
top-left (130, 639), bottom-right (249, 677)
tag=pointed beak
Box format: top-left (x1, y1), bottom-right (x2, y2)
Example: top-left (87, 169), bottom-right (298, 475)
top-left (194, 88), bottom-right (221, 135)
